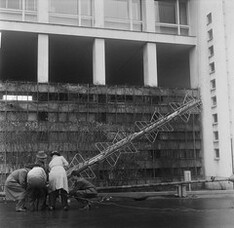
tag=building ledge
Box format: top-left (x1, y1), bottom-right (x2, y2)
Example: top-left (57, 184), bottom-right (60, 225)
top-left (0, 20), bottom-right (197, 46)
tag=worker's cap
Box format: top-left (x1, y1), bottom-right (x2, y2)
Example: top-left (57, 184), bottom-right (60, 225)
top-left (36, 151), bottom-right (47, 159)
top-left (50, 150), bottom-right (61, 157)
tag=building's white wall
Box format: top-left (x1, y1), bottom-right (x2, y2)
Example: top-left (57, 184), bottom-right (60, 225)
top-left (224, 0), bottom-right (234, 174)
top-left (196, 0), bottom-right (213, 177)
top-left (188, 0), bottom-right (198, 36)
top-left (197, 0), bottom-right (233, 179)
top-left (213, 2), bottom-right (232, 177)
top-left (188, 0), bottom-right (199, 88)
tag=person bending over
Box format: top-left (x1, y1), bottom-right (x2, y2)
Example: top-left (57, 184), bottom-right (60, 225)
top-left (26, 164), bottom-right (47, 211)
top-left (5, 166), bottom-right (32, 212)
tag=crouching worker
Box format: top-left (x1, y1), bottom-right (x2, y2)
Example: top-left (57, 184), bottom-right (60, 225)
top-left (5, 166), bottom-right (32, 212)
top-left (27, 164), bottom-right (47, 211)
top-left (69, 172), bottom-right (98, 199)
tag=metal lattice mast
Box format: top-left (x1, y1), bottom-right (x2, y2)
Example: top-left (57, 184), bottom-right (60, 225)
top-left (67, 94), bottom-right (201, 178)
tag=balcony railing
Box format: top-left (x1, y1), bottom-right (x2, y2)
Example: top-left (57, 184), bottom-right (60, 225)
top-left (104, 17), bottom-right (142, 31)
top-left (49, 12), bottom-right (94, 27)
top-left (155, 22), bottom-right (189, 36)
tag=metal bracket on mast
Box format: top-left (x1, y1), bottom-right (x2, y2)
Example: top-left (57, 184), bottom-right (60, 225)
top-left (95, 131), bottom-right (138, 167)
top-left (169, 94), bottom-right (201, 123)
top-left (112, 131), bottom-right (138, 154)
top-left (150, 111), bottom-right (174, 132)
top-left (95, 142), bottom-right (121, 167)
top-left (135, 111), bottom-right (173, 143)
top-left (68, 153), bottom-right (96, 179)
top-left (135, 121), bottom-right (159, 143)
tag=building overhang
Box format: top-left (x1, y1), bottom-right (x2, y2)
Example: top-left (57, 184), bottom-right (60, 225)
top-left (0, 20), bottom-right (197, 46)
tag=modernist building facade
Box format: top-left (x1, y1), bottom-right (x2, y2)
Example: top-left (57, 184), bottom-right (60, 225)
top-left (0, 0), bottom-right (234, 186)
top-left (196, 0), bottom-right (234, 180)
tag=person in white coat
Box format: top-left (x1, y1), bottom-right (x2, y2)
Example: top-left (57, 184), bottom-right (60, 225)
top-left (48, 151), bottom-right (69, 211)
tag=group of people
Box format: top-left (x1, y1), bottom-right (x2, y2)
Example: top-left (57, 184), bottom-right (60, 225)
top-left (5, 150), bottom-right (98, 212)
top-left (5, 150), bottom-right (70, 212)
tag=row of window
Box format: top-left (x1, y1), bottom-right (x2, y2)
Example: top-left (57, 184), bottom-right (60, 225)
top-left (1, 93), bottom-right (163, 104)
top-left (0, 0), bottom-right (189, 35)
top-left (1, 112), bottom-right (199, 127)
top-left (0, 0), bottom-right (36, 10)
top-left (207, 12), bottom-right (220, 160)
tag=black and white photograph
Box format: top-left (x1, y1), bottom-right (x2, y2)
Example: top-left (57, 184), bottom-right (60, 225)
top-left (0, 0), bottom-right (234, 227)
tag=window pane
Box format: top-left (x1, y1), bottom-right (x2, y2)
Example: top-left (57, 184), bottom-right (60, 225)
top-left (155, 0), bottom-right (176, 24)
top-left (207, 13), bottom-right (212, 24)
top-left (208, 29), bottom-right (213, 40)
top-left (132, 0), bottom-right (141, 20)
top-left (0, 0), bottom-right (7, 8)
top-left (212, 113), bottom-right (218, 123)
top-left (25, 0), bottom-right (37, 11)
top-left (215, 149), bottom-right (220, 158)
top-left (8, 0), bottom-right (22, 9)
top-left (159, 1), bottom-right (176, 23)
top-left (208, 46), bottom-right (214, 57)
top-left (50, 0), bottom-right (78, 14)
top-left (179, 2), bottom-right (187, 25)
top-left (81, 0), bottom-right (92, 16)
top-left (214, 131), bottom-right (219, 140)
top-left (104, 0), bottom-right (129, 19)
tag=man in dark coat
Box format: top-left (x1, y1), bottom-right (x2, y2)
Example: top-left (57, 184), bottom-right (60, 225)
top-left (69, 174), bottom-right (97, 199)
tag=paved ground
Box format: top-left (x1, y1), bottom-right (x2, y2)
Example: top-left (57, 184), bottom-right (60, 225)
top-left (1, 192), bottom-right (234, 228)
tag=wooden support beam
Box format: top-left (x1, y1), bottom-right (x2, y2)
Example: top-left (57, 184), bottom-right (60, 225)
top-left (97, 178), bottom-right (230, 191)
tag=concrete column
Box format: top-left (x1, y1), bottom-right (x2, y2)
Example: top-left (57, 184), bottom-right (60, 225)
top-left (38, 34), bottom-right (49, 83)
top-left (143, 42), bottom-right (158, 87)
top-left (189, 46), bottom-right (199, 88)
top-left (93, 38), bottom-right (105, 85)
top-left (38, 0), bottom-right (49, 23)
top-left (94, 0), bottom-right (104, 28)
top-left (142, 0), bottom-right (155, 32)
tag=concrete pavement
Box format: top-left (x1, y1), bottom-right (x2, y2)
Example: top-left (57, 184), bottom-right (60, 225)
top-left (0, 190), bottom-right (234, 228)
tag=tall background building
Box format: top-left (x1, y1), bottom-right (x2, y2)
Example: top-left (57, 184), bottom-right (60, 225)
top-left (0, 0), bottom-right (233, 190)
